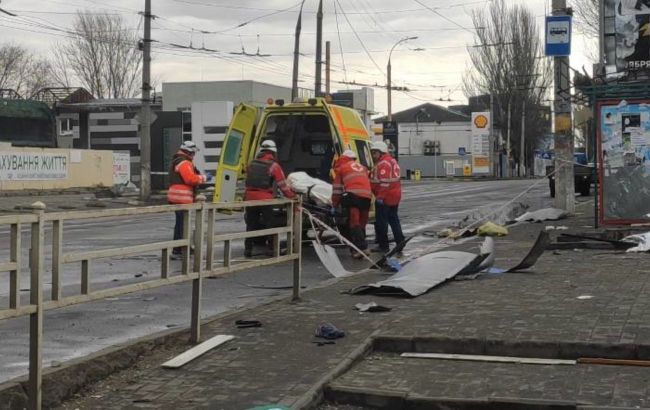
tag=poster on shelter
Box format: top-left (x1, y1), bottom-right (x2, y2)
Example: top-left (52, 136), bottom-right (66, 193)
top-left (615, 0), bottom-right (650, 71)
top-left (599, 101), bottom-right (650, 223)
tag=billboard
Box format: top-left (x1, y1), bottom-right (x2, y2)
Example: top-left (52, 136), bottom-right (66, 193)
top-left (605, 0), bottom-right (650, 72)
top-left (598, 99), bottom-right (650, 224)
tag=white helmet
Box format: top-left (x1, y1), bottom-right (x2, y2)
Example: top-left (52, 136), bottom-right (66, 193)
top-left (370, 141), bottom-right (388, 154)
top-left (342, 149), bottom-right (357, 159)
top-left (260, 139), bottom-right (277, 153)
top-left (180, 140), bottom-right (199, 153)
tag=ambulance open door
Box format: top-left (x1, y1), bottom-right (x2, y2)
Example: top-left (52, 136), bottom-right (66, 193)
top-left (212, 103), bottom-right (258, 203)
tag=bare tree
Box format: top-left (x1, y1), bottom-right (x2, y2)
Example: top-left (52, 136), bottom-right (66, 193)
top-left (0, 43), bottom-right (53, 98)
top-left (573, 0), bottom-right (599, 37)
top-left (52, 11), bottom-right (142, 99)
top-left (463, 0), bottom-right (552, 174)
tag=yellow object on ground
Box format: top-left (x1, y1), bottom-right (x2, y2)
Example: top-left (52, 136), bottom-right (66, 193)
top-left (478, 222), bottom-right (509, 237)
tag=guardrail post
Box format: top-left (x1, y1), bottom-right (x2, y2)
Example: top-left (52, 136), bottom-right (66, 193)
top-left (181, 209), bottom-right (191, 275)
top-left (206, 208), bottom-right (215, 271)
top-left (29, 210), bottom-right (45, 410)
top-left (292, 198), bottom-right (303, 302)
top-left (9, 222), bottom-right (20, 309)
top-left (161, 249), bottom-right (170, 279)
top-left (190, 204), bottom-right (205, 343)
top-left (51, 220), bottom-right (62, 301)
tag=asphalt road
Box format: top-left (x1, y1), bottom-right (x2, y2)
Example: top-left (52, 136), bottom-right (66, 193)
top-left (0, 178), bottom-right (554, 383)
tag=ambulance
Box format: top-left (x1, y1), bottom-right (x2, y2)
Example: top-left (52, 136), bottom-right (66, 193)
top-left (212, 97), bottom-right (374, 203)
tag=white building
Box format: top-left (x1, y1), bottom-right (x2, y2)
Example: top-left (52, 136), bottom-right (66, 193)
top-left (375, 103), bottom-right (483, 177)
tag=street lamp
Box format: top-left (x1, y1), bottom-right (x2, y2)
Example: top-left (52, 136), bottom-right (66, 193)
top-left (387, 36), bottom-right (417, 122)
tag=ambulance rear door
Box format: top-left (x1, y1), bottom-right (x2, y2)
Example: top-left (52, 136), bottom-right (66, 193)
top-left (213, 103), bottom-right (258, 203)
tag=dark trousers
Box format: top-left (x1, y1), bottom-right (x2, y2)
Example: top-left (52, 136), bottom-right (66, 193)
top-left (245, 206), bottom-right (286, 251)
top-left (374, 203), bottom-right (405, 252)
top-left (173, 211), bottom-right (184, 254)
top-left (346, 207), bottom-right (369, 251)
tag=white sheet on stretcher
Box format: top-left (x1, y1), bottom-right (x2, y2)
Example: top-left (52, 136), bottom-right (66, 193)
top-left (287, 172), bottom-right (332, 207)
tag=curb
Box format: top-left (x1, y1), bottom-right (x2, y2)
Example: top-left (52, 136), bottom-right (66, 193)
top-left (323, 385), bottom-right (578, 410)
top-left (372, 336), bottom-right (650, 361)
top-left (291, 331), bottom-right (378, 410)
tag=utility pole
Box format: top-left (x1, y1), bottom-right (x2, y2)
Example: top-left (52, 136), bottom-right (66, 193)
top-left (315, 0), bottom-right (323, 97)
top-left (325, 41), bottom-right (331, 95)
top-left (139, 0), bottom-right (152, 201)
top-left (553, 0), bottom-right (575, 212)
top-left (291, 0), bottom-right (307, 101)
top-left (507, 99), bottom-right (512, 177)
top-left (521, 100), bottom-right (526, 177)
top-left (599, 0), bottom-right (606, 75)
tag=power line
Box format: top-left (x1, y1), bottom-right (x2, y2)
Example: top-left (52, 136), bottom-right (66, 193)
top-left (333, 0), bottom-right (384, 76)
top-left (412, 0), bottom-right (477, 34)
top-left (333, 0), bottom-right (348, 85)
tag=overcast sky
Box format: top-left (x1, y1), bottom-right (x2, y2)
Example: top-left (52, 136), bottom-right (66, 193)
top-left (1, 0), bottom-right (594, 114)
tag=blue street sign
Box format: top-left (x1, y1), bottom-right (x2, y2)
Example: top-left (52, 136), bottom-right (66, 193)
top-left (545, 15), bottom-right (572, 56)
top-left (458, 147), bottom-right (466, 156)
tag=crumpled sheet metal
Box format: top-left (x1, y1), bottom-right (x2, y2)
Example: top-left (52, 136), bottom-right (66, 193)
top-left (351, 250), bottom-right (482, 297)
top-left (622, 232), bottom-right (650, 253)
top-left (313, 241), bottom-right (353, 278)
top-left (506, 230), bottom-right (550, 272)
top-left (515, 208), bottom-right (568, 223)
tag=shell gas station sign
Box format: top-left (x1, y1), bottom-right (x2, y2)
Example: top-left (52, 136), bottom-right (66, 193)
top-left (471, 112), bottom-right (491, 175)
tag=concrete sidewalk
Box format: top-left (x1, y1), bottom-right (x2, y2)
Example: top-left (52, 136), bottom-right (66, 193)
top-left (9, 204), bottom-right (650, 409)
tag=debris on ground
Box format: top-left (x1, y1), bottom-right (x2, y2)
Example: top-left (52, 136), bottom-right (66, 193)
top-left (351, 237), bottom-right (494, 297)
top-left (315, 322), bottom-right (345, 339)
top-left (161, 335), bottom-right (234, 369)
top-left (622, 232), bottom-right (650, 253)
top-left (312, 241), bottom-right (352, 278)
top-left (545, 225), bottom-right (569, 231)
top-left (506, 230), bottom-right (550, 272)
top-left (477, 222), bottom-right (509, 237)
top-left (577, 295), bottom-right (594, 300)
top-left (515, 208), bottom-right (568, 223)
top-left (235, 320), bottom-right (262, 329)
top-left (354, 302), bottom-right (392, 312)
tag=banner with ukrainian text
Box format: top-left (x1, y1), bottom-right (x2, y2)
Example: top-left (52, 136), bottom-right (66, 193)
top-left (0, 152), bottom-right (68, 181)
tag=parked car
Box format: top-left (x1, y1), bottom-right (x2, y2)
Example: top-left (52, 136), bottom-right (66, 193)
top-left (546, 153), bottom-right (594, 197)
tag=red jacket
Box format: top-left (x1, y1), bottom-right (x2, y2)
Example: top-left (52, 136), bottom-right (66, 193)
top-left (244, 151), bottom-right (295, 201)
top-left (370, 153), bottom-right (401, 206)
top-left (331, 156), bottom-right (372, 207)
top-left (167, 151), bottom-right (206, 204)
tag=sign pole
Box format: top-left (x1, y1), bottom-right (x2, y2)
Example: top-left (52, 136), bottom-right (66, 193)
top-left (550, 0), bottom-right (575, 213)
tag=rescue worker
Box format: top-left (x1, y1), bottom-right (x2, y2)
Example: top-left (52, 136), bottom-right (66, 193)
top-left (244, 140), bottom-right (296, 257)
top-left (331, 149), bottom-right (372, 259)
top-left (370, 141), bottom-right (405, 254)
top-left (167, 140), bottom-right (206, 258)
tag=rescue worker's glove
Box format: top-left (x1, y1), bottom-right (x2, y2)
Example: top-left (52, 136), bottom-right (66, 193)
top-left (375, 199), bottom-right (384, 206)
top-left (329, 207), bottom-right (337, 216)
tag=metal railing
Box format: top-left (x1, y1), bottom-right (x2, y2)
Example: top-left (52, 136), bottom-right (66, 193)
top-left (0, 198), bottom-right (303, 410)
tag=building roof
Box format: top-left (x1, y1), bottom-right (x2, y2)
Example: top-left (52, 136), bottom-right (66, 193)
top-left (0, 99), bottom-right (53, 120)
top-left (374, 103), bottom-right (470, 124)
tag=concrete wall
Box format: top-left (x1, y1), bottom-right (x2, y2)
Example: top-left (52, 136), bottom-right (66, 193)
top-left (0, 145), bottom-right (114, 191)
